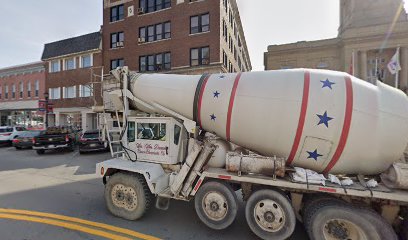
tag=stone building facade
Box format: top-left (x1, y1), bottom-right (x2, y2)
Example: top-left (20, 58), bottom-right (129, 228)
top-left (0, 62), bottom-right (46, 128)
top-left (264, 0), bottom-right (408, 92)
top-left (102, 0), bottom-right (251, 74)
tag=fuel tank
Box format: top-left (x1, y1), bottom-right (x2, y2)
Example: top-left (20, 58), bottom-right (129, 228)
top-left (128, 69), bottom-right (408, 175)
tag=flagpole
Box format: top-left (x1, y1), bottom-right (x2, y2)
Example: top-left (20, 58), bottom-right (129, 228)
top-left (395, 47), bottom-right (400, 88)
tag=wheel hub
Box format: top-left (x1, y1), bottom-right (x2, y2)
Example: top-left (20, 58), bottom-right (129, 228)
top-left (326, 220), bottom-right (349, 239)
top-left (323, 219), bottom-right (368, 240)
top-left (111, 184), bottom-right (138, 211)
top-left (253, 199), bottom-right (285, 233)
top-left (202, 191), bottom-right (228, 221)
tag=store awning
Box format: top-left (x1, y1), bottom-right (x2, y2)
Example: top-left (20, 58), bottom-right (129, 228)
top-left (0, 100), bottom-right (39, 111)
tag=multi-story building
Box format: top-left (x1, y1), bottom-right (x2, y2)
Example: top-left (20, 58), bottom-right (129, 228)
top-left (102, 0), bottom-right (251, 74)
top-left (264, 0), bottom-right (408, 93)
top-left (0, 62), bottom-right (46, 128)
top-left (41, 32), bottom-right (104, 130)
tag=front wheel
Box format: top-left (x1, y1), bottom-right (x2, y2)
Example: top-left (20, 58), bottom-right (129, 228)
top-left (245, 189), bottom-right (296, 240)
top-left (105, 172), bottom-right (152, 221)
top-left (194, 181), bottom-right (238, 230)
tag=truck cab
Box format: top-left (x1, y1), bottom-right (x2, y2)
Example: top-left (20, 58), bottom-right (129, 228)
top-left (126, 117), bottom-right (188, 165)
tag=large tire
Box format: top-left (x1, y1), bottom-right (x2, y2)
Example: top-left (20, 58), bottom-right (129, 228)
top-left (36, 149), bottom-right (45, 155)
top-left (194, 181), bottom-right (238, 230)
top-left (302, 195), bottom-right (345, 234)
top-left (105, 172), bottom-right (152, 221)
top-left (303, 197), bottom-right (397, 240)
top-left (245, 189), bottom-right (296, 240)
top-left (306, 201), bottom-right (381, 240)
top-left (15, 146), bottom-right (22, 150)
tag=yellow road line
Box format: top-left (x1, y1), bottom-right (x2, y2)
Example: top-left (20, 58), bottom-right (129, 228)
top-left (0, 213), bottom-right (133, 240)
top-left (0, 208), bottom-right (160, 240)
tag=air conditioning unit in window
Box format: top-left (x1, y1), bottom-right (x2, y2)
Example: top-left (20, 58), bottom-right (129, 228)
top-left (138, 38), bottom-right (146, 43)
top-left (138, 8), bottom-right (145, 14)
top-left (116, 41), bottom-right (124, 47)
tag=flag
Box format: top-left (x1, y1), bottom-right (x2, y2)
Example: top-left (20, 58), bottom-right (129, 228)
top-left (387, 48), bottom-right (401, 75)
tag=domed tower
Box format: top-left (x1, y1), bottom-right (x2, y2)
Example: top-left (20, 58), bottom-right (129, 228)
top-left (339, 0), bottom-right (407, 35)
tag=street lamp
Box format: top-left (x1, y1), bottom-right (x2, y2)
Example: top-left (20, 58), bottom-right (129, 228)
top-left (44, 92), bottom-right (49, 129)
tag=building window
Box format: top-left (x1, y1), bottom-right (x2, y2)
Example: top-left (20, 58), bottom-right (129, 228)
top-left (79, 84), bottom-right (93, 98)
top-left (35, 80), bottom-right (39, 97)
top-left (64, 57), bottom-right (76, 70)
top-left (49, 87), bottom-right (61, 100)
top-left (110, 4), bottom-right (124, 22)
top-left (5, 85), bottom-right (8, 99)
top-left (190, 47), bottom-right (210, 66)
top-left (111, 59), bottom-right (124, 70)
top-left (12, 84), bottom-right (15, 99)
top-left (63, 86), bottom-right (76, 99)
top-left (190, 13), bottom-right (209, 34)
top-left (139, 0), bottom-right (171, 14)
top-left (50, 60), bottom-right (60, 73)
top-left (111, 32), bottom-right (124, 48)
top-left (27, 82), bottom-right (31, 98)
top-left (139, 22), bottom-right (171, 43)
top-left (0, 85), bottom-right (2, 99)
top-left (81, 55), bottom-right (92, 68)
top-left (139, 52), bottom-right (171, 72)
top-left (19, 81), bottom-right (24, 98)
top-left (223, 50), bottom-right (227, 68)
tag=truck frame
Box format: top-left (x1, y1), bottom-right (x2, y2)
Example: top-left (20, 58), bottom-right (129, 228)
top-left (96, 67), bottom-right (408, 240)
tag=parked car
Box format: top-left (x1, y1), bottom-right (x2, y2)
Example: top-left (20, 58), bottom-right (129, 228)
top-left (12, 131), bottom-right (43, 149)
top-left (0, 126), bottom-right (27, 146)
top-left (32, 126), bottom-right (77, 154)
top-left (78, 130), bottom-right (109, 154)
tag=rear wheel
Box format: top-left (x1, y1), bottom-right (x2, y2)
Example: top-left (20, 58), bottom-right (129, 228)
top-left (15, 146), bottom-right (22, 150)
top-left (105, 172), bottom-right (152, 220)
top-left (194, 181), bottom-right (238, 230)
top-left (36, 149), bottom-right (45, 155)
top-left (245, 189), bottom-right (296, 240)
top-left (306, 201), bottom-right (381, 240)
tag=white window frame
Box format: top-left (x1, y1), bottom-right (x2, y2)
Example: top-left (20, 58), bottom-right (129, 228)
top-left (35, 80), bottom-right (39, 98)
top-left (80, 54), bottom-right (93, 68)
top-left (79, 84), bottom-right (93, 98)
top-left (50, 60), bottom-right (61, 73)
top-left (19, 81), bottom-right (24, 99)
top-left (49, 87), bottom-right (61, 100)
top-left (27, 81), bottom-right (31, 98)
top-left (64, 57), bottom-right (76, 71)
top-left (63, 86), bottom-right (76, 99)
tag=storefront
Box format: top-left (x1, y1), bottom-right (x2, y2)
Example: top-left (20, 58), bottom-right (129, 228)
top-left (0, 100), bottom-right (46, 129)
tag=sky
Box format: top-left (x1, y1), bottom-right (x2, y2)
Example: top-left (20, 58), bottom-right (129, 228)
top-left (0, 1), bottom-right (407, 70)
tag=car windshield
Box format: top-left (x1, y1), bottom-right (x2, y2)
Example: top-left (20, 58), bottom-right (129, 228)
top-left (0, 128), bottom-right (13, 133)
top-left (83, 132), bottom-right (101, 139)
top-left (24, 131), bottom-right (43, 137)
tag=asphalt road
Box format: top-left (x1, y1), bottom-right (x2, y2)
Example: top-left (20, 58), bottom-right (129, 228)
top-left (0, 146), bottom-right (308, 240)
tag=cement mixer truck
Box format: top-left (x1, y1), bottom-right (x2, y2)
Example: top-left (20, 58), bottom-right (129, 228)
top-left (95, 67), bottom-right (408, 240)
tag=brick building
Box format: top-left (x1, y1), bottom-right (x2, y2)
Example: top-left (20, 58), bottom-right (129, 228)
top-left (0, 62), bottom-right (46, 128)
top-left (264, 0), bottom-right (408, 93)
top-left (41, 32), bottom-right (104, 130)
top-left (102, 0), bottom-right (251, 74)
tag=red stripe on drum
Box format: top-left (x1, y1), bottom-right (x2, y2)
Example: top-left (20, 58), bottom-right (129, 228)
top-left (323, 76), bottom-right (354, 174)
top-left (197, 75), bottom-right (211, 128)
top-left (287, 71), bottom-right (311, 165)
top-left (226, 73), bottom-right (243, 141)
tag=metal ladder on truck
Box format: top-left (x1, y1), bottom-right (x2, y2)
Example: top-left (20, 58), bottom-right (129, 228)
top-left (100, 67), bottom-right (131, 159)
top-left (102, 110), bottom-right (126, 158)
